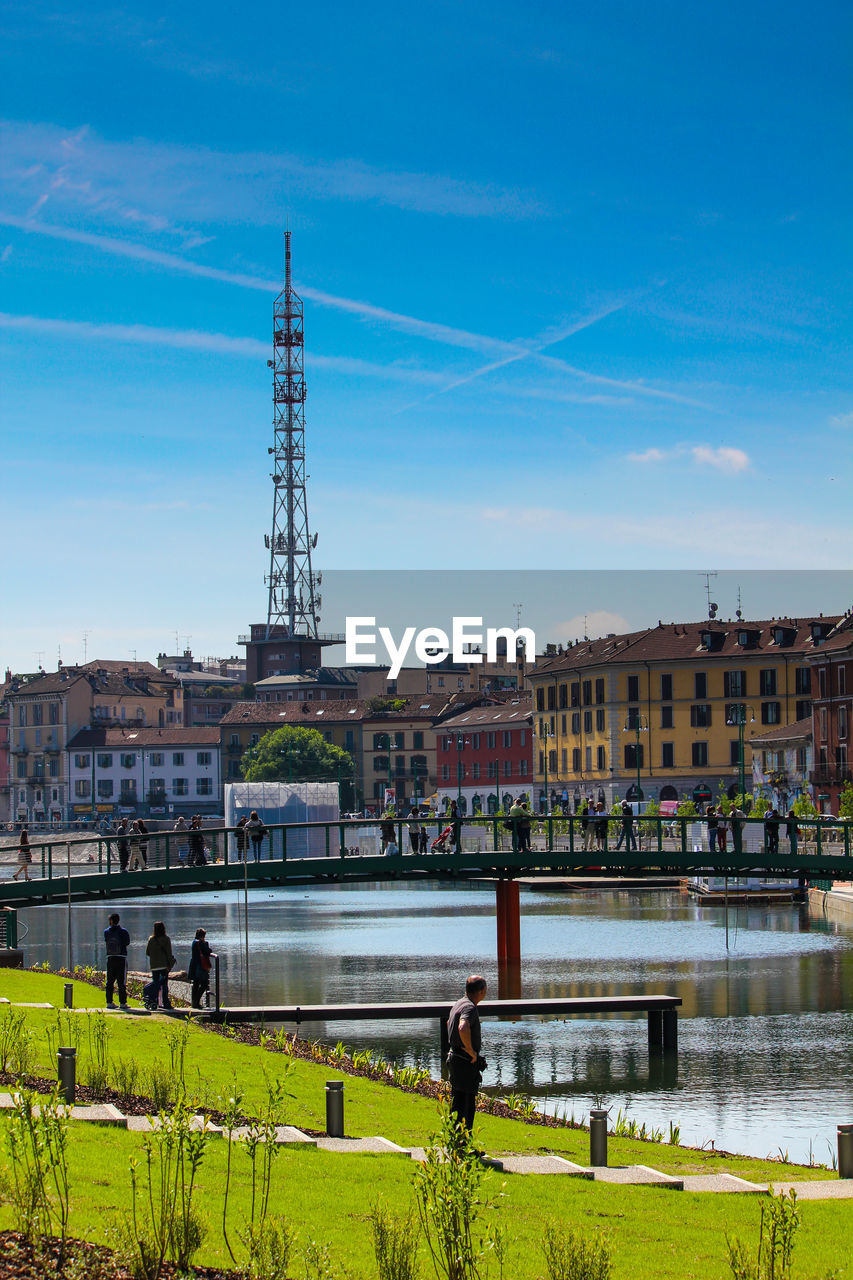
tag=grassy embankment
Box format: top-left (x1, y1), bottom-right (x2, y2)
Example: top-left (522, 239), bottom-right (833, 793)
top-left (1, 970), bottom-right (851, 1279)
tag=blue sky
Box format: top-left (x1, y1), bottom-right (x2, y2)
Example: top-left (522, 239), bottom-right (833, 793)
top-left (1, 1), bottom-right (851, 670)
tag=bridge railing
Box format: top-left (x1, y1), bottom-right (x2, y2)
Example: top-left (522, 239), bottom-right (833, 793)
top-left (3, 813), bottom-right (851, 887)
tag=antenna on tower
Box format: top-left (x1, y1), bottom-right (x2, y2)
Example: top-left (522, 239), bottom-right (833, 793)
top-left (698, 571), bottom-right (718, 619)
top-left (736, 584), bottom-right (743, 621)
top-left (82, 631), bottom-right (90, 663)
top-left (266, 231), bottom-right (320, 639)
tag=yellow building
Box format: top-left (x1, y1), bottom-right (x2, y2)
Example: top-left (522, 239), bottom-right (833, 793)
top-left (529, 616), bottom-right (838, 808)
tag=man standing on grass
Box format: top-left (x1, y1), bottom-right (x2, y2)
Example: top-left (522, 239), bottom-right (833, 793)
top-left (104, 912), bottom-right (130, 1010)
top-left (446, 975), bottom-right (488, 1134)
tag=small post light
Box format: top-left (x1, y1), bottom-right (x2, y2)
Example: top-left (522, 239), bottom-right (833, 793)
top-left (325, 1080), bottom-right (344, 1137)
top-left (64, 982), bottom-right (73, 1008)
top-left (589, 1108), bottom-right (608, 1167)
top-left (838, 1124), bottom-right (853, 1180)
top-left (57, 1046), bottom-right (76, 1105)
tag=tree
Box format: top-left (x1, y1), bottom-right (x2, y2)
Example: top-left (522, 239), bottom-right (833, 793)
top-left (837, 782), bottom-right (853, 819)
top-left (241, 726), bottom-right (355, 798)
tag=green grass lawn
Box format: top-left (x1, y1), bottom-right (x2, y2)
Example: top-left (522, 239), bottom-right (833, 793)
top-left (1, 970), bottom-right (851, 1278)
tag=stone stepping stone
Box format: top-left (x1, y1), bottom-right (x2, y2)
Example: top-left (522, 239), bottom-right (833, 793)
top-left (126, 1115), bottom-right (222, 1135)
top-left (68, 1103), bottom-right (127, 1127)
top-left (681, 1174), bottom-right (767, 1194)
top-left (229, 1125), bottom-right (317, 1146)
top-left (484, 1154), bottom-right (593, 1177)
top-left (313, 1135), bottom-right (409, 1155)
top-left (591, 1164), bottom-right (683, 1189)
top-left (769, 1180), bottom-right (853, 1200)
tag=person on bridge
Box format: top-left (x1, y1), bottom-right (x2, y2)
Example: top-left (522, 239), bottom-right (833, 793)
top-left (143, 921), bottom-right (175, 1010)
top-left (446, 975), bottom-right (488, 1134)
top-left (116, 818), bottom-right (130, 872)
top-left (12, 827), bottom-right (31, 881)
top-left (407, 808), bottom-right (421, 854)
top-left (246, 811), bottom-right (268, 862)
top-left (188, 816), bottom-right (207, 866)
top-left (104, 912), bottom-right (130, 1009)
top-left (615, 799), bottom-right (637, 852)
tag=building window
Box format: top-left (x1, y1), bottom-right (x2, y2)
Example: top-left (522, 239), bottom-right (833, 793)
top-left (413, 731), bottom-right (424, 749)
top-left (74, 753), bottom-right (91, 769)
top-left (597, 745), bottom-right (606, 770)
top-left (486, 731), bottom-right (497, 749)
top-left (571, 683), bottom-right (580, 707)
top-left (626, 675), bottom-right (639, 702)
top-left (660, 674), bottom-right (673, 701)
top-left (196, 778), bottom-right (213, 795)
top-left (795, 699), bottom-right (811, 721)
top-left (661, 743), bottom-right (674, 768)
top-left (487, 761), bottom-right (497, 779)
top-left (440, 764), bottom-right (449, 782)
top-left (759, 669), bottom-right (777, 697)
top-left (519, 760), bottom-right (529, 776)
top-left (692, 742), bottom-right (708, 767)
top-left (724, 703), bottom-right (746, 725)
top-left (596, 709), bottom-right (605, 732)
top-left (582, 681), bottom-right (592, 706)
top-left (16, 759), bottom-right (26, 778)
top-left (572, 748), bottom-right (581, 772)
top-left (595, 678), bottom-right (605, 704)
top-left (547, 686), bottom-right (556, 710)
top-left (34, 729), bottom-right (41, 747)
top-left (520, 729), bottom-right (526, 746)
top-left (374, 756), bottom-right (389, 773)
top-left (838, 706), bottom-right (848, 740)
top-left (585, 746), bottom-right (592, 771)
top-left (730, 740), bottom-right (741, 766)
top-left (535, 688), bottom-right (544, 711)
top-left (172, 752), bottom-right (184, 766)
top-left (559, 683), bottom-right (568, 708)
top-left (840, 667), bottom-right (847, 696)
top-left (795, 668), bottom-right (810, 695)
top-left (48, 758), bottom-right (58, 777)
top-left (472, 762), bottom-right (480, 780)
top-left (624, 744), bottom-right (644, 769)
top-left (583, 711), bottom-right (592, 734)
top-left (724, 671), bottom-right (747, 698)
top-left (761, 702), bottom-right (781, 725)
top-left (197, 751), bottom-right (212, 765)
top-left (97, 780), bottom-right (113, 798)
top-left (97, 753), bottom-right (113, 768)
top-left (661, 705), bottom-right (673, 729)
top-left (838, 744), bottom-right (849, 770)
top-left (818, 708), bottom-right (828, 742)
top-left (505, 760), bottom-right (514, 778)
top-left (173, 778), bottom-right (188, 795)
top-left (149, 778), bottom-right (165, 796)
top-left (120, 753), bottom-right (136, 768)
top-left (17, 707), bottom-right (26, 726)
top-left (818, 669), bottom-right (827, 697)
top-left (695, 672), bottom-right (707, 699)
top-left (49, 703), bottom-right (59, 724)
top-left (690, 704), bottom-right (711, 728)
top-left (571, 712), bottom-right (580, 734)
top-left (32, 704), bottom-right (43, 726)
top-left (74, 780), bottom-right (90, 798)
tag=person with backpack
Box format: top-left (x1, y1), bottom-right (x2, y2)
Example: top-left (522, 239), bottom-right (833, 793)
top-left (188, 815), bottom-right (207, 866)
top-left (104, 912), bottom-right (130, 1009)
top-left (143, 921), bottom-right (175, 1010)
top-left (245, 810), bottom-right (267, 862)
top-left (187, 927), bottom-right (213, 1009)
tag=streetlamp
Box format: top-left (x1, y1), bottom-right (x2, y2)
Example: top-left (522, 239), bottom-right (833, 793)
top-left (726, 704), bottom-right (756, 802)
top-left (541, 724), bottom-right (552, 814)
top-left (622, 713), bottom-right (649, 807)
top-left (456, 735), bottom-right (470, 811)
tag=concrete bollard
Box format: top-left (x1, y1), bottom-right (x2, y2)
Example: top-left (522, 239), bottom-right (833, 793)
top-left (589, 1108), bottom-right (608, 1167)
top-left (325, 1080), bottom-right (344, 1137)
top-left (57, 1047), bottom-right (76, 1104)
top-left (64, 982), bottom-right (73, 1008)
top-left (838, 1124), bottom-right (853, 1179)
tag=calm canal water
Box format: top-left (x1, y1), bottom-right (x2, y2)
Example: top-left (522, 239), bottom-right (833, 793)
top-left (15, 882), bottom-right (853, 1164)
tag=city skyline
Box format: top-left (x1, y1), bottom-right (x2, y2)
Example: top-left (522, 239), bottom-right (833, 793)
top-left (1, 2), bottom-right (850, 670)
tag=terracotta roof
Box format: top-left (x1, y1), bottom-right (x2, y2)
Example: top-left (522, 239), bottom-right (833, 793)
top-left (67, 726), bottom-right (221, 750)
top-left (254, 668), bottom-right (359, 688)
top-left (220, 692), bottom-right (484, 727)
top-left (439, 698), bottom-right (532, 731)
top-left (534, 617), bottom-right (843, 676)
top-left (748, 717), bottom-right (813, 746)
top-left (5, 670), bottom-right (89, 695)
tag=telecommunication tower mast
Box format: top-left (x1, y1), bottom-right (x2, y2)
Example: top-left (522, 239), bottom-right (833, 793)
top-left (264, 231), bottom-right (321, 638)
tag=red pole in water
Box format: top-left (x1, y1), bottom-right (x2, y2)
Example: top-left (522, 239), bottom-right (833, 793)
top-left (505, 880), bottom-right (521, 966)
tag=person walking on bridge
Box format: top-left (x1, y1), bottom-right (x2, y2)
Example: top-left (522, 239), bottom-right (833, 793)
top-left (446, 975), bottom-right (488, 1134)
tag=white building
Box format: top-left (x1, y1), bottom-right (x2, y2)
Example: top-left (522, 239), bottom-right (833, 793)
top-left (65, 726), bottom-right (221, 820)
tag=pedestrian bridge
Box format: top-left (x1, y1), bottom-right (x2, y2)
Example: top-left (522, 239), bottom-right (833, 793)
top-left (1, 814), bottom-right (850, 912)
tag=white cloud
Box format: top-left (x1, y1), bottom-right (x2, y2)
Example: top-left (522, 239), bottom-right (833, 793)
top-left (829, 410), bottom-right (853, 429)
top-left (690, 445), bottom-right (750, 473)
top-left (627, 447), bottom-right (667, 463)
top-left (554, 612), bottom-right (632, 642)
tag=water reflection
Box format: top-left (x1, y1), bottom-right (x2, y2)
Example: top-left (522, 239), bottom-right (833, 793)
top-left (13, 882), bottom-right (853, 1163)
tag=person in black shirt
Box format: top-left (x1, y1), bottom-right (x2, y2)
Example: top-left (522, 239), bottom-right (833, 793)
top-left (446, 975), bottom-right (488, 1133)
top-left (104, 912), bottom-right (131, 1009)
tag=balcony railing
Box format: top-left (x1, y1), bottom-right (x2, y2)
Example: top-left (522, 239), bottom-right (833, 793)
top-left (809, 768), bottom-right (852, 787)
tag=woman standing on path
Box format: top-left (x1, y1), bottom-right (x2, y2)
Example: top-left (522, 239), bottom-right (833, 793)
top-left (12, 827), bottom-right (31, 881)
top-left (144, 921), bottom-right (175, 1010)
top-left (187, 927), bottom-right (212, 1008)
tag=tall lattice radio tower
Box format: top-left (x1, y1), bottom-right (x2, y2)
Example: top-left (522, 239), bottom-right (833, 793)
top-left (264, 231), bottom-right (321, 638)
